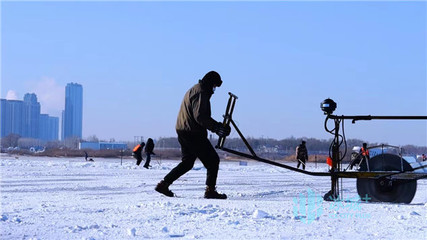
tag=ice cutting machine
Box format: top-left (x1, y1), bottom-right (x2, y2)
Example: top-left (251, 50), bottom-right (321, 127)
top-left (216, 92), bottom-right (427, 203)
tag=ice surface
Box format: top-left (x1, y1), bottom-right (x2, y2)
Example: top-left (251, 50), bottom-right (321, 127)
top-left (1, 155), bottom-right (426, 239)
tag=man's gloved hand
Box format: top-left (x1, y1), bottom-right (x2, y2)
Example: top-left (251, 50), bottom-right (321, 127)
top-left (215, 123), bottom-right (231, 137)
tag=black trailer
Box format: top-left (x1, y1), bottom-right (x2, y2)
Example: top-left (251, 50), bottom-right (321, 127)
top-left (216, 93), bottom-right (427, 203)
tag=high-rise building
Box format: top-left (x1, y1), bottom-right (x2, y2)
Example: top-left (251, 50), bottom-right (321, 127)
top-left (23, 93), bottom-right (41, 139)
top-left (1, 99), bottom-right (24, 137)
top-left (61, 110), bottom-right (65, 141)
top-left (39, 114), bottom-right (59, 141)
top-left (63, 83), bottom-right (83, 140)
top-left (0, 99), bottom-right (7, 137)
top-left (1, 93), bottom-right (58, 141)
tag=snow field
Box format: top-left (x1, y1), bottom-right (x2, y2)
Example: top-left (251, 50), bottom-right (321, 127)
top-left (1, 156), bottom-right (426, 239)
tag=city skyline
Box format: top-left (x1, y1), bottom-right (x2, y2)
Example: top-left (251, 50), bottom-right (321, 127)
top-left (1, 1), bottom-right (426, 146)
top-left (1, 82), bottom-right (84, 142)
top-left (1, 93), bottom-right (59, 141)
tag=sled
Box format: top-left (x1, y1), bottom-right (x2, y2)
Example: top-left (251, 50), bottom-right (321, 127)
top-left (216, 92), bottom-right (427, 203)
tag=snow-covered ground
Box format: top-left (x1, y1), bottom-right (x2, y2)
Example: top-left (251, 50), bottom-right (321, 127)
top-left (1, 155), bottom-right (426, 240)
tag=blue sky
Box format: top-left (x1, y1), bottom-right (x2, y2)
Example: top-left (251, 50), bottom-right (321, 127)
top-left (1, 1), bottom-right (426, 146)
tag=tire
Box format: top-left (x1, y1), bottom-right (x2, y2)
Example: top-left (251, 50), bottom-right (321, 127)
top-left (356, 154), bottom-right (417, 203)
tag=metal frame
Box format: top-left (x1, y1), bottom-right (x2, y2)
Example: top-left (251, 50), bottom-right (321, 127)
top-left (215, 92), bottom-right (427, 200)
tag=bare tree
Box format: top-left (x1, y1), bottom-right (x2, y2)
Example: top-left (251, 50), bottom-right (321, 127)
top-left (86, 135), bottom-right (99, 142)
top-left (46, 140), bottom-right (62, 149)
top-left (64, 136), bottom-right (81, 149)
top-left (18, 138), bottom-right (42, 149)
top-left (1, 134), bottom-right (21, 148)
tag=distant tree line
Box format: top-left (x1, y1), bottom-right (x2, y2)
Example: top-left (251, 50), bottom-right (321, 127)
top-left (156, 136), bottom-right (427, 158)
top-left (2, 133), bottom-right (426, 159)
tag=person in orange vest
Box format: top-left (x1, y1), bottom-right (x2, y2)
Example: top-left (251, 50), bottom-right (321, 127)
top-left (133, 141), bottom-right (145, 166)
top-left (360, 143), bottom-right (370, 162)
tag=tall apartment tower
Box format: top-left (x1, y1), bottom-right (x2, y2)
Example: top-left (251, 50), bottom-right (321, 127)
top-left (23, 93), bottom-right (41, 139)
top-left (1, 99), bottom-right (24, 137)
top-left (39, 114), bottom-right (59, 141)
top-left (63, 83), bottom-right (83, 140)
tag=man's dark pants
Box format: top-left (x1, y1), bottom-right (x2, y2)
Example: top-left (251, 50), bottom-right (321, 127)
top-left (134, 153), bottom-right (143, 166)
top-left (297, 158), bottom-right (306, 170)
top-left (144, 153), bottom-right (151, 168)
top-left (164, 131), bottom-right (220, 187)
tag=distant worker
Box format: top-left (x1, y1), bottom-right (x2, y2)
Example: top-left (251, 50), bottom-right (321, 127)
top-left (155, 71), bottom-right (231, 199)
top-left (360, 143), bottom-right (370, 161)
top-left (133, 142), bottom-right (145, 166)
top-left (422, 154), bottom-right (426, 161)
top-left (296, 141), bottom-right (308, 170)
top-left (84, 151), bottom-right (94, 162)
top-left (143, 138), bottom-right (155, 169)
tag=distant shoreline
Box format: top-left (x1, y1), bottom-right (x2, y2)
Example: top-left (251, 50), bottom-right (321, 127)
top-left (0, 150), bottom-right (329, 163)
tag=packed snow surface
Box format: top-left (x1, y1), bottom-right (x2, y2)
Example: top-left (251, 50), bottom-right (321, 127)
top-left (1, 155), bottom-right (426, 239)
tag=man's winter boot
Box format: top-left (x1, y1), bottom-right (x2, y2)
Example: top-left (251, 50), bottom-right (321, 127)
top-left (204, 186), bottom-right (227, 199)
top-left (155, 180), bottom-right (174, 197)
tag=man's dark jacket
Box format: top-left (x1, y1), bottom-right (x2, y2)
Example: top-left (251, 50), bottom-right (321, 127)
top-left (175, 81), bottom-right (218, 135)
top-left (145, 139), bottom-right (155, 154)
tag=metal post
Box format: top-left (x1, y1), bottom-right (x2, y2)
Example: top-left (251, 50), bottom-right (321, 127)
top-left (323, 119), bottom-right (340, 201)
top-left (365, 156), bottom-right (370, 172)
top-left (315, 155), bottom-right (317, 168)
top-left (134, 136), bottom-right (144, 146)
top-left (120, 149), bottom-right (123, 166)
top-left (328, 119), bottom-right (340, 201)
